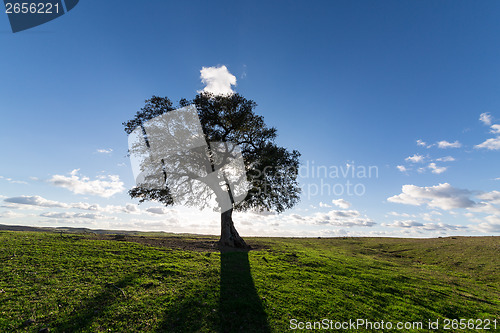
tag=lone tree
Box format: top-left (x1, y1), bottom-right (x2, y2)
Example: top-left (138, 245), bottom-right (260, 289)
top-left (123, 92), bottom-right (300, 249)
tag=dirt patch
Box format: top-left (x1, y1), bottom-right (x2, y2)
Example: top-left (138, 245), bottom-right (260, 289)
top-left (88, 234), bottom-right (268, 252)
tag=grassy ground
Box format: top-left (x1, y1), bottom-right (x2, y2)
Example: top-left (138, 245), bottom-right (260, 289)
top-left (0, 231), bottom-right (498, 332)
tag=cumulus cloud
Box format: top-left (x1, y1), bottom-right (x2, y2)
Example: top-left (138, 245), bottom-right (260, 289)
top-left (387, 183), bottom-right (476, 210)
top-left (473, 222), bottom-right (500, 233)
top-left (3, 195), bottom-right (142, 217)
top-left (309, 209), bottom-right (375, 227)
top-left (475, 137), bottom-right (500, 150)
top-left (96, 148), bottom-right (113, 154)
top-left (480, 112), bottom-right (493, 126)
top-left (385, 220), bottom-right (467, 231)
top-left (0, 210), bottom-right (27, 218)
top-left (199, 65), bottom-right (236, 95)
top-left (319, 202), bottom-right (332, 208)
top-left (421, 222), bottom-right (468, 231)
top-left (276, 207), bottom-right (375, 228)
top-left (5, 195), bottom-right (69, 208)
top-left (331, 199), bottom-right (351, 209)
top-left (428, 163), bottom-right (447, 174)
top-left (49, 169), bottom-right (125, 198)
top-left (475, 113), bottom-right (500, 150)
top-left (396, 165), bottom-right (407, 173)
top-left (124, 204), bottom-right (140, 214)
top-left (489, 124), bottom-right (500, 134)
top-left (405, 154), bottom-right (425, 163)
top-left (421, 212), bottom-right (440, 222)
top-left (435, 156), bottom-right (455, 162)
top-left (0, 176), bottom-right (28, 184)
top-left (386, 220), bottom-right (424, 228)
top-left (40, 212), bottom-right (107, 220)
top-left (130, 219), bottom-right (178, 230)
top-left (476, 191), bottom-right (500, 205)
top-left (437, 140), bottom-right (461, 149)
top-left (468, 202), bottom-right (500, 215)
top-left (92, 204), bottom-right (142, 214)
top-left (146, 207), bottom-right (175, 215)
top-left (416, 139), bottom-right (429, 147)
top-left (387, 211), bottom-right (413, 218)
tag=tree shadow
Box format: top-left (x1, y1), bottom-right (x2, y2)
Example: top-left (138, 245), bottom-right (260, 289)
top-left (52, 272), bottom-right (139, 332)
top-left (51, 250), bottom-right (269, 332)
top-left (156, 250), bottom-right (270, 332)
top-left (219, 250), bottom-right (270, 333)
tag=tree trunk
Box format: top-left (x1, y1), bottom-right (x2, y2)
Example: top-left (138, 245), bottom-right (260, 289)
top-left (219, 209), bottom-right (249, 249)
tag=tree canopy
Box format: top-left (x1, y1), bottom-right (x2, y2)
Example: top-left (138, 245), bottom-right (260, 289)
top-left (123, 92), bottom-right (301, 247)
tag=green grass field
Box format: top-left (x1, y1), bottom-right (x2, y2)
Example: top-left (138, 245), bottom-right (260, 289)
top-left (0, 230), bottom-right (498, 332)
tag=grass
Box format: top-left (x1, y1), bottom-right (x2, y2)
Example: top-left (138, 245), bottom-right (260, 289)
top-left (0, 231), bottom-right (498, 332)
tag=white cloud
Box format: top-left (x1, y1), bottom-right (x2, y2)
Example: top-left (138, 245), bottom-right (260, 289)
top-left (437, 140), bottom-right (462, 149)
top-left (485, 215), bottom-right (500, 224)
top-left (331, 199), bottom-right (351, 209)
top-left (489, 124), bottom-right (500, 134)
top-left (0, 176), bottom-right (28, 184)
top-left (421, 212), bottom-right (440, 222)
top-left (472, 221), bottom-right (500, 233)
top-left (124, 204), bottom-right (140, 214)
top-left (387, 211), bottom-right (413, 218)
top-left (96, 148), bottom-right (113, 154)
top-left (475, 137), bottom-right (500, 150)
top-left (385, 220), bottom-right (467, 231)
top-left (319, 202), bottom-right (332, 208)
top-left (309, 209), bottom-right (375, 227)
top-left (387, 220), bottom-right (424, 228)
top-left (416, 140), bottom-right (434, 148)
top-left (477, 191), bottom-right (500, 205)
top-left (3, 196), bottom-right (143, 216)
top-left (199, 65), bottom-right (236, 95)
top-left (94, 204), bottom-right (142, 214)
top-left (146, 207), bottom-right (175, 215)
top-left (435, 156), bottom-right (455, 162)
top-left (475, 113), bottom-right (500, 150)
top-left (71, 202), bottom-right (101, 211)
top-left (405, 154), bottom-right (425, 163)
top-left (467, 202), bottom-right (500, 215)
top-left (40, 212), bottom-right (108, 220)
top-left (396, 165), bottom-right (407, 173)
top-left (387, 183), bottom-right (476, 210)
top-left (0, 210), bottom-right (27, 218)
top-left (479, 112), bottom-right (492, 126)
top-left (4, 195), bottom-right (69, 208)
top-left (428, 163), bottom-right (447, 174)
top-left (130, 219), bottom-right (178, 230)
top-left (416, 139), bottom-right (428, 147)
top-left (421, 222), bottom-right (468, 231)
top-left (49, 169), bottom-right (125, 198)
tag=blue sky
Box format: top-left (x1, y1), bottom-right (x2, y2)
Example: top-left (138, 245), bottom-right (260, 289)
top-left (1, 0), bottom-right (500, 237)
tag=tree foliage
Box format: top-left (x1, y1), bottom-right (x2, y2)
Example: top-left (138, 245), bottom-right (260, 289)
top-left (123, 92), bottom-right (301, 214)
